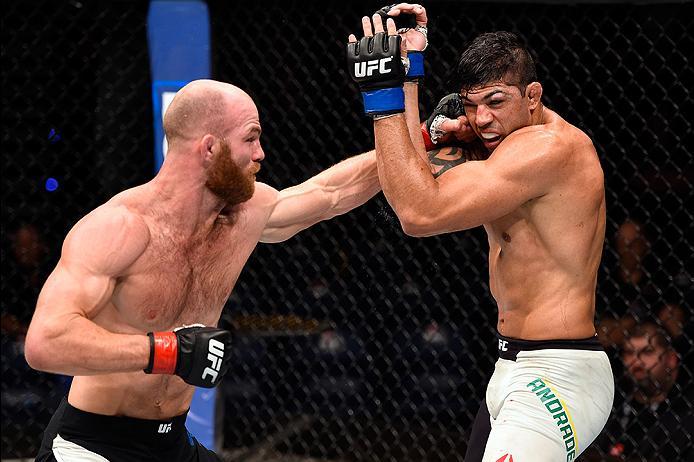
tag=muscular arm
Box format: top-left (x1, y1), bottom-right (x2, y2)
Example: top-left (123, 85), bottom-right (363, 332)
top-left (259, 150), bottom-right (380, 243)
top-left (403, 81), bottom-right (430, 167)
top-left (374, 116), bottom-right (562, 236)
top-left (25, 206), bottom-right (151, 375)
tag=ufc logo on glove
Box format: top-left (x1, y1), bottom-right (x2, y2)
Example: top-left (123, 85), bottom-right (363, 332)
top-left (202, 339), bottom-right (225, 384)
top-left (347, 30), bottom-right (406, 117)
top-left (354, 57), bottom-right (394, 77)
top-left (144, 325), bottom-right (232, 388)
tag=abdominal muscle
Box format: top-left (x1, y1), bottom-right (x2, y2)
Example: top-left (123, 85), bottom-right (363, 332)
top-left (68, 372), bottom-right (195, 419)
top-left (488, 228), bottom-right (598, 341)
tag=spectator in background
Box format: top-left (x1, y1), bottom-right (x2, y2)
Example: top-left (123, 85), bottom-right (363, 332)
top-left (657, 303), bottom-right (686, 340)
top-left (586, 322), bottom-right (693, 461)
top-left (597, 218), bottom-right (661, 350)
top-left (1, 222), bottom-right (63, 457)
top-left (2, 223), bottom-right (50, 337)
top-left (616, 220), bottom-right (649, 285)
top-left (597, 313), bottom-right (636, 351)
top-left (657, 302), bottom-right (692, 362)
top-left (613, 219), bottom-right (660, 318)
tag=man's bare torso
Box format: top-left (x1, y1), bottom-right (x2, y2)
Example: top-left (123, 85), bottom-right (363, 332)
top-left (484, 109), bottom-right (605, 340)
top-left (69, 183), bottom-right (269, 419)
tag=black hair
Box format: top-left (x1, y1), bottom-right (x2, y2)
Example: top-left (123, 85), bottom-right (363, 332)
top-left (626, 321), bottom-right (673, 351)
top-left (456, 31), bottom-right (537, 95)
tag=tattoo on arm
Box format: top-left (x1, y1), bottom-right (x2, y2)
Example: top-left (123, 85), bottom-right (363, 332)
top-left (428, 146), bottom-right (467, 178)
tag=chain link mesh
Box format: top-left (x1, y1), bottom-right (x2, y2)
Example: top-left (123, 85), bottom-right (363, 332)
top-left (2, 1), bottom-right (692, 460)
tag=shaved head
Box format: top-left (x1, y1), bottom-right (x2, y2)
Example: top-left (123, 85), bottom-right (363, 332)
top-left (163, 80), bottom-right (255, 146)
top-left (160, 80), bottom-right (264, 206)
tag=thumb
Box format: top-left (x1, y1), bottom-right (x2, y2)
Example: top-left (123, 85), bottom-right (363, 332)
top-left (439, 118), bottom-right (462, 133)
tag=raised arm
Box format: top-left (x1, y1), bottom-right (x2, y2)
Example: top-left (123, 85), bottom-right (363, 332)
top-left (374, 124), bottom-right (564, 236)
top-left (259, 150), bottom-right (380, 243)
top-left (24, 206), bottom-right (151, 375)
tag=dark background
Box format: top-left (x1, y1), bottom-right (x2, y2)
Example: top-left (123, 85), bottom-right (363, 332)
top-left (2, 1), bottom-right (692, 460)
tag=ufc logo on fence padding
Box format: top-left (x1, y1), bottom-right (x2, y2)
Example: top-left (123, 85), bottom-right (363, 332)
top-left (202, 339), bottom-right (224, 384)
top-left (354, 57), bottom-right (393, 77)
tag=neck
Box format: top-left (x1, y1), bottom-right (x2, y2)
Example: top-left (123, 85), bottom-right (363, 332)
top-left (532, 104), bottom-right (546, 125)
top-left (151, 151), bottom-right (227, 235)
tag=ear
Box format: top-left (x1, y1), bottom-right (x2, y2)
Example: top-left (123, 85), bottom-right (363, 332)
top-left (666, 350), bottom-right (679, 370)
top-left (199, 134), bottom-right (216, 166)
top-left (526, 82), bottom-right (543, 110)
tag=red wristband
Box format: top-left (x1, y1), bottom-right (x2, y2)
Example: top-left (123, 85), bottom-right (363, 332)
top-left (421, 122), bottom-right (435, 151)
top-left (149, 332), bottom-right (178, 374)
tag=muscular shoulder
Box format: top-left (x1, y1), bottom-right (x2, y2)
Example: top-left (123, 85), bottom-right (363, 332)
top-left (508, 123), bottom-right (565, 151)
top-left (232, 182), bottom-right (281, 226)
top-left (489, 127), bottom-right (567, 178)
top-left (498, 115), bottom-right (596, 171)
top-left (249, 182), bottom-right (280, 206)
top-left (62, 202), bottom-right (151, 275)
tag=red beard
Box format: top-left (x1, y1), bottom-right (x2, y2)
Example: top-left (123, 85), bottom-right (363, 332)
top-left (205, 140), bottom-right (258, 206)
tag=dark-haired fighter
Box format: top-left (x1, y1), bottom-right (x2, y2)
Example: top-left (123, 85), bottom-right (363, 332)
top-left (348, 5), bottom-right (613, 461)
top-left (27, 80), bottom-right (382, 461)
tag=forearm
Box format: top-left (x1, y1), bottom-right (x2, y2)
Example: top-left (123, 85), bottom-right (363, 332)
top-left (374, 115), bottom-right (437, 222)
top-left (25, 314), bottom-right (150, 376)
top-left (260, 151), bottom-right (381, 243)
top-left (311, 150), bottom-right (381, 216)
top-left (403, 81), bottom-right (428, 165)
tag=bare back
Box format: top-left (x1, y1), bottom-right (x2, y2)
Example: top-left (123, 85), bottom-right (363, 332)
top-left (484, 109), bottom-right (605, 339)
top-left (67, 183), bottom-right (272, 419)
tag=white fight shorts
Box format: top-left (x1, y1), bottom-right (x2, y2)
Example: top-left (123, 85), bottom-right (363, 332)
top-left (465, 333), bottom-right (614, 462)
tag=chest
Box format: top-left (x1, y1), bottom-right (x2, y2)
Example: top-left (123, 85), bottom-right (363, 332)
top-left (485, 204), bottom-right (535, 251)
top-left (112, 222), bottom-right (258, 330)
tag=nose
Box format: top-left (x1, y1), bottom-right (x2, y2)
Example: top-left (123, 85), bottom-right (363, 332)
top-left (623, 352), bottom-right (638, 368)
top-left (476, 105), bottom-right (493, 128)
top-left (253, 141), bottom-right (265, 162)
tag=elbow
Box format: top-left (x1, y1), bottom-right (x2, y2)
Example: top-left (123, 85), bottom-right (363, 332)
top-left (24, 326), bottom-right (52, 372)
top-left (398, 208), bottom-right (434, 237)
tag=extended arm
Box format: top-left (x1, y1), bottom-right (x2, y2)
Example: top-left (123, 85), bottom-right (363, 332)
top-left (24, 207), bottom-right (151, 375)
top-left (260, 150), bottom-right (380, 243)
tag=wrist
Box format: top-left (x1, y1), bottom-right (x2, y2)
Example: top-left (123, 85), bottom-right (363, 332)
top-left (143, 331), bottom-right (178, 374)
top-left (362, 87), bottom-right (405, 117)
top-left (421, 121), bottom-right (435, 151)
top-left (373, 112), bottom-right (402, 121)
top-left (406, 51), bottom-right (424, 81)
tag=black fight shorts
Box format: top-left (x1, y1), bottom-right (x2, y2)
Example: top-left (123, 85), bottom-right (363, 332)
top-left (36, 397), bottom-right (221, 462)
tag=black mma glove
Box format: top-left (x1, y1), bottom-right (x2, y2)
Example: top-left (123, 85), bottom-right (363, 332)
top-left (347, 31), bottom-right (406, 117)
top-left (375, 4), bottom-right (426, 81)
top-left (421, 93), bottom-right (465, 151)
top-left (144, 324), bottom-right (232, 388)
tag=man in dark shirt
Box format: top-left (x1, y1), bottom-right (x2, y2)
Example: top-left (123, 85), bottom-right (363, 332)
top-left (585, 322), bottom-right (693, 461)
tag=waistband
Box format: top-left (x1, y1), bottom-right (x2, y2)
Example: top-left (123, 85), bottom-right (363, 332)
top-left (59, 398), bottom-right (190, 447)
top-left (496, 332), bottom-right (602, 361)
